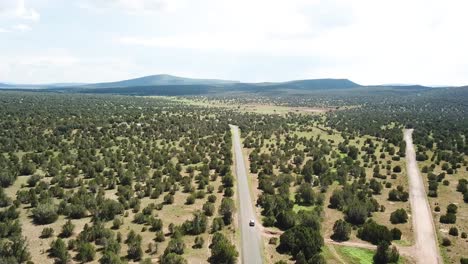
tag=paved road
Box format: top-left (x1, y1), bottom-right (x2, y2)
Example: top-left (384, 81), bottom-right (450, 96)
top-left (404, 129), bottom-right (442, 264)
top-left (230, 125), bottom-right (263, 264)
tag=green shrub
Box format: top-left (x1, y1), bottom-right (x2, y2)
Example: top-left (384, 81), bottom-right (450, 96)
top-left (331, 219), bottom-right (351, 241)
top-left (60, 220), bottom-right (75, 238)
top-left (373, 241), bottom-right (399, 264)
top-left (41, 227), bottom-right (54, 238)
top-left (193, 236), bottom-right (204, 249)
top-left (442, 237), bottom-right (451, 247)
top-left (76, 242), bottom-right (96, 262)
top-left (440, 213), bottom-right (456, 224)
top-left (449, 227), bottom-right (459, 236)
top-left (32, 201), bottom-right (58, 225)
top-left (391, 228), bottom-right (402, 240)
top-left (390, 209), bottom-right (408, 224)
top-left (357, 219), bottom-right (392, 245)
top-left (447, 203), bottom-right (458, 214)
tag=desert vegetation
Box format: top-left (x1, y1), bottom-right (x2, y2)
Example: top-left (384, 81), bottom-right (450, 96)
top-left (0, 86), bottom-right (466, 263)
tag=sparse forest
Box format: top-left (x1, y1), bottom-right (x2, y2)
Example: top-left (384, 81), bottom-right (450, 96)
top-left (0, 87), bottom-right (466, 263)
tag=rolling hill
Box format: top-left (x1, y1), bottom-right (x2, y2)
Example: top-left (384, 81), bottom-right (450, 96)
top-left (0, 74), bottom-right (452, 96)
top-left (81, 74), bottom-right (239, 88)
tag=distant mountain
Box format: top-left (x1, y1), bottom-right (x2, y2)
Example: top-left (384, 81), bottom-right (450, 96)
top-left (3, 74), bottom-right (461, 97)
top-left (217, 79), bottom-right (361, 95)
top-left (278, 78), bottom-right (360, 89)
top-left (0, 83), bottom-right (14, 88)
top-left (82, 74), bottom-right (239, 88)
top-left (77, 85), bottom-right (218, 96)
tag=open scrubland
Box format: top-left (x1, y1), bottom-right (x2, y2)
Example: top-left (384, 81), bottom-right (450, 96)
top-left (0, 86), bottom-right (466, 264)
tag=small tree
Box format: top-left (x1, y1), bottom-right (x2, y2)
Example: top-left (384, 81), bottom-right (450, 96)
top-left (112, 217), bottom-right (123, 229)
top-left (193, 236), bottom-right (204, 249)
top-left (41, 227), bottom-right (54, 238)
top-left (390, 209), bottom-right (408, 224)
top-left (358, 219), bottom-right (392, 245)
top-left (50, 238), bottom-right (70, 264)
top-left (440, 213), bottom-right (457, 224)
top-left (164, 237), bottom-right (185, 256)
top-left (160, 253), bottom-right (187, 264)
top-left (127, 238), bottom-right (143, 261)
top-left (391, 228), bottom-right (402, 240)
top-left (76, 242), bottom-right (96, 262)
top-left (155, 231), bottom-right (165, 242)
top-left (279, 225), bottom-right (323, 260)
top-left (449, 227), bottom-right (459, 236)
top-left (442, 237), bottom-right (451, 246)
top-left (0, 187), bottom-right (11, 207)
top-left (345, 202), bottom-right (368, 225)
top-left (209, 232), bottom-right (238, 264)
top-left (32, 201), bottom-right (58, 224)
top-left (373, 241), bottom-right (399, 264)
top-left (164, 194), bottom-right (174, 204)
top-left (219, 198), bottom-right (235, 225)
top-left (331, 219), bottom-right (351, 241)
top-left (61, 219), bottom-right (75, 238)
top-left (182, 211), bottom-right (207, 235)
top-left (447, 203), bottom-right (458, 214)
top-left (100, 251), bottom-right (123, 264)
top-left (203, 202), bottom-right (215, 216)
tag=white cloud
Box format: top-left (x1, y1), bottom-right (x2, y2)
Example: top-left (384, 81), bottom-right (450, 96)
top-left (16, 0), bottom-right (40, 20)
top-left (117, 0), bottom-right (468, 85)
top-left (3, 0), bottom-right (468, 85)
top-left (0, 0), bottom-right (39, 33)
top-left (0, 50), bottom-right (145, 84)
top-left (77, 0), bottom-right (185, 14)
top-left (16, 55), bottom-right (79, 67)
top-left (13, 23), bottom-right (31, 31)
top-left (117, 0), bottom-right (353, 53)
top-left (0, 0), bottom-right (40, 21)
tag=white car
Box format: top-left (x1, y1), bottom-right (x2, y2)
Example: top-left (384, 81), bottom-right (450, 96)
top-left (249, 219), bottom-right (255, 226)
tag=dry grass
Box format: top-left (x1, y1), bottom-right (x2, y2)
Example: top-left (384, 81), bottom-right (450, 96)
top-left (167, 97), bottom-right (332, 115)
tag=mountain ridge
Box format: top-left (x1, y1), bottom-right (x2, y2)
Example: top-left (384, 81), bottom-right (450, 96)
top-left (81, 74), bottom-right (240, 88)
top-left (2, 74), bottom-right (464, 97)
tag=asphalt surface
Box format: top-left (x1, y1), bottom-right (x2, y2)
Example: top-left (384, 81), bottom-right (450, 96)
top-left (404, 129), bottom-right (442, 264)
top-left (230, 125), bottom-right (263, 264)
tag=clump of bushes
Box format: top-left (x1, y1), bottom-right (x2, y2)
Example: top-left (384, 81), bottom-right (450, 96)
top-left (388, 186), bottom-right (409, 202)
top-left (390, 209), bottom-right (408, 224)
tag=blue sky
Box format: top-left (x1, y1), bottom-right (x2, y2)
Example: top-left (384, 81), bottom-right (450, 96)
top-left (1, 0), bottom-right (468, 85)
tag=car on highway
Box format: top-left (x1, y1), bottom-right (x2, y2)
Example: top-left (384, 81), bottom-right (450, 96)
top-left (249, 219), bottom-right (255, 226)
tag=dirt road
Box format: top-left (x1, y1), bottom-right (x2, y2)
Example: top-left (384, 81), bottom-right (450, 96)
top-left (404, 129), bottom-right (442, 264)
top-left (230, 125), bottom-right (263, 264)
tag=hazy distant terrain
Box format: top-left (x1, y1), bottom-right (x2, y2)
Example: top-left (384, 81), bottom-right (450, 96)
top-left (0, 74), bottom-right (446, 97)
top-left (0, 75), bottom-right (467, 264)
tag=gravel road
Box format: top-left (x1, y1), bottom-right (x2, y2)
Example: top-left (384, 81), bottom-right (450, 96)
top-left (404, 129), bottom-right (442, 264)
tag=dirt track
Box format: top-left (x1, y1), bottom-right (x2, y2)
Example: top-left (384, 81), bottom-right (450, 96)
top-left (404, 129), bottom-right (442, 264)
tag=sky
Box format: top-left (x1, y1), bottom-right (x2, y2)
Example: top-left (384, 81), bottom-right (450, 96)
top-left (1, 0), bottom-right (468, 86)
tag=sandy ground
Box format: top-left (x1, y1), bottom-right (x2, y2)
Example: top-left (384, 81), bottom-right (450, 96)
top-left (404, 129), bottom-right (442, 264)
